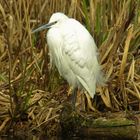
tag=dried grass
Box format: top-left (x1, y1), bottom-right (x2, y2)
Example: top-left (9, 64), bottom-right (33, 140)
top-left (0, 0), bottom-right (140, 136)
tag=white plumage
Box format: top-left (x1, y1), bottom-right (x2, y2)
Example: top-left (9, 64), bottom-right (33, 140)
top-left (32, 12), bottom-right (104, 99)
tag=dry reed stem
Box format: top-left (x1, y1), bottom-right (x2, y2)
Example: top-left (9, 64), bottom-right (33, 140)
top-left (119, 25), bottom-right (133, 78)
top-left (0, 117), bottom-right (10, 132)
top-left (0, 0), bottom-right (139, 136)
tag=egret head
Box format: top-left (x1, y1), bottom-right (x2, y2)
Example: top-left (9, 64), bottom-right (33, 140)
top-left (49, 12), bottom-right (68, 25)
top-left (32, 12), bottom-right (68, 33)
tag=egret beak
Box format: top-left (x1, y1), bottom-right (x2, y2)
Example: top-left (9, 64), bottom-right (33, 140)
top-left (32, 21), bottom-right (56, 33)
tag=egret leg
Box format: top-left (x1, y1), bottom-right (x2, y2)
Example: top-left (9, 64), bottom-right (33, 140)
top-left (71, 87), bottom-right (78, 108)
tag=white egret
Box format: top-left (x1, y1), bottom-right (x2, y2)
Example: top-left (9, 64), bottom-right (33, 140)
top-left (32, 12), bottom-right (104, 107)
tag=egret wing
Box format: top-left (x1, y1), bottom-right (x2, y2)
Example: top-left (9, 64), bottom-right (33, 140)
top-left (61, 19), bottom-right (102, 97)
top-left (47, 27), bottom-right (76, 86)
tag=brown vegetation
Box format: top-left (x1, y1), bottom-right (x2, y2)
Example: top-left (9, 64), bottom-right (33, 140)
top-left (0, 0), bottom-right (140, 138)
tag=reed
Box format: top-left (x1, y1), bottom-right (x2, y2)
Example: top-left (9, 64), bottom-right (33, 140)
top-left (0, 0), bottom-right (139, 136)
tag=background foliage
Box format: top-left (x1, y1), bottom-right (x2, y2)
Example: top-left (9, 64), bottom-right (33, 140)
top-left (0, 0), bottom-right (140, 136)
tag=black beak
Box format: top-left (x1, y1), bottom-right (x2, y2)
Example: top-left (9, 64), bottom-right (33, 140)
top-left (32, 21), bottom-right (56, 33)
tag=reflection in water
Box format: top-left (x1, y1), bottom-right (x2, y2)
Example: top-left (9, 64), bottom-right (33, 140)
top-left (0, 135), bottom-right (126, 140)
